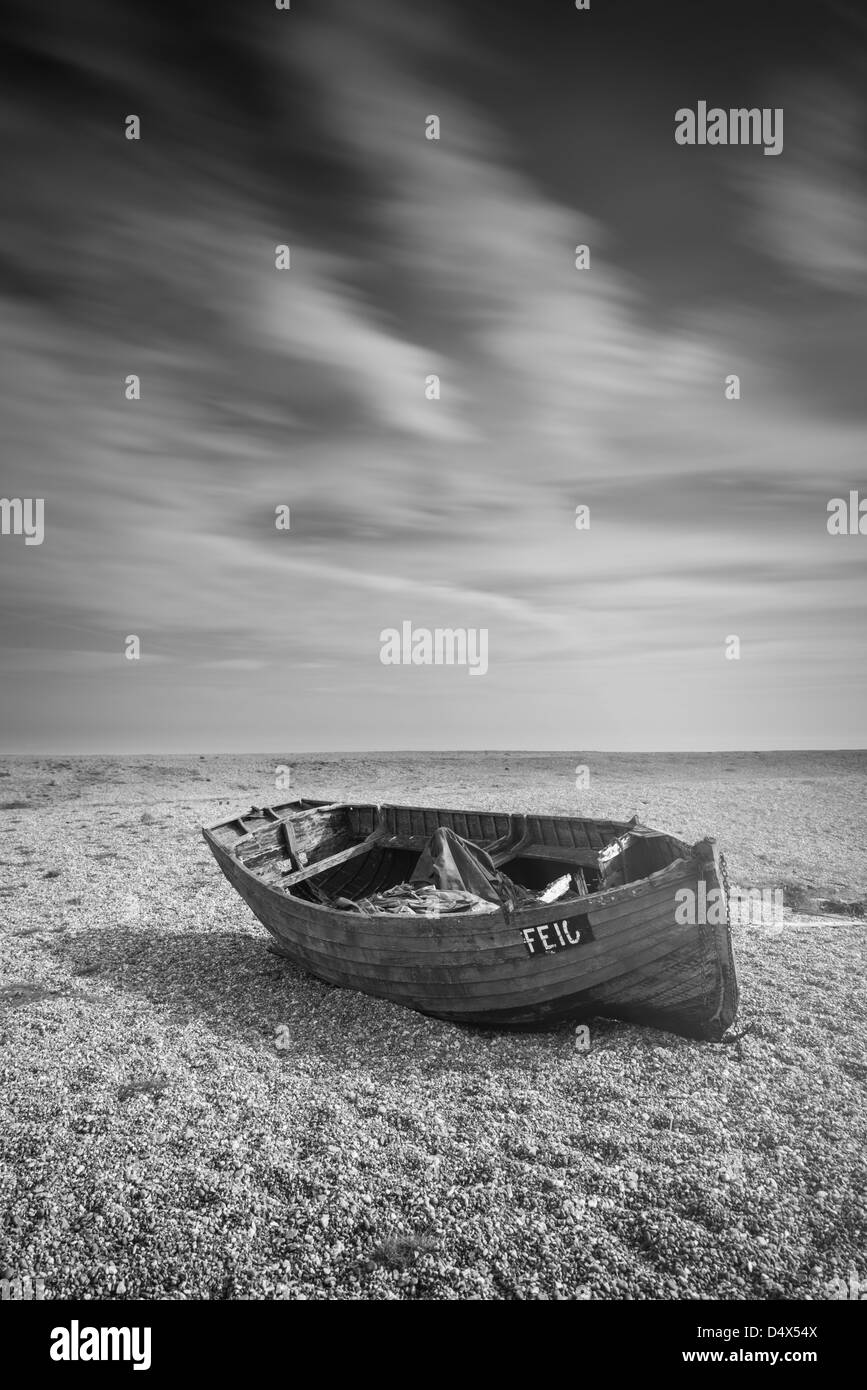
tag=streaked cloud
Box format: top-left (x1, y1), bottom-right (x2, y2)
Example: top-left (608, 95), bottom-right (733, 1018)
top-left (0, 0), bottom-right (864, 750)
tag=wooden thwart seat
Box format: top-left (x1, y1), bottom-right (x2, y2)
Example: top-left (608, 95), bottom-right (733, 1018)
top-left (277, 830), bottom-right (386, 887)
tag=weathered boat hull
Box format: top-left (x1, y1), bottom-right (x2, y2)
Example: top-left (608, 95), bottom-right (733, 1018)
top-left (203, 801), bottom-right (739, 1040)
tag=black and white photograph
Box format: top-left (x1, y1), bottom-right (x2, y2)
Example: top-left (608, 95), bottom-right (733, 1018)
top-left (0, 0), bottom-right (865, 1348)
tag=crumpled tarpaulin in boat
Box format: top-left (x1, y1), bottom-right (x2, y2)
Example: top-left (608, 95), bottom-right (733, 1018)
top-left (410, 826), bottom-right (533, 906)
top-left (335, 826), bottom-right (535, 918)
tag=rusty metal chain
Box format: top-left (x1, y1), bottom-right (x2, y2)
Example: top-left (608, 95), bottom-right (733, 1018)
top-left (718, 849), bottom-right (733, 920)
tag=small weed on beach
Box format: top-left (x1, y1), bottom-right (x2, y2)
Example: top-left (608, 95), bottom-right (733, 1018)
top-left (118, 1074), bottom-right (169, 1103)
top-left (0, 981), bottom-right (60, 1011)
top-left (819, 898), bottom-right (867, 918)
top-left (370, 1229), bottom-right (438, 1269)
top-left (780, 880), bottom-right (814, 912)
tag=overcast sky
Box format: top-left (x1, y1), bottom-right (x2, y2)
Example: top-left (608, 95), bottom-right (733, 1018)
top-left (1, 0), bottom-right (865, 751)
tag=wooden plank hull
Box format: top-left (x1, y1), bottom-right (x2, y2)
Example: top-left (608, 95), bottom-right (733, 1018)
top-left (203, 801), bottom-right (739, 1041)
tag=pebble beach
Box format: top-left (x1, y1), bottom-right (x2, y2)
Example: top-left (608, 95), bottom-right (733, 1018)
top-left (0, 751), bottom-right (865, 1301)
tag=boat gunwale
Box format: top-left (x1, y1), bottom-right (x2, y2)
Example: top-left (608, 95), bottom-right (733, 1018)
top-left (201, 802), bottom-right (717, 933)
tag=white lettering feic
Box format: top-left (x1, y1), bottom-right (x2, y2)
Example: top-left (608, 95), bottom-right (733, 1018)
top-left (520, 917), bottom-right (588, 955)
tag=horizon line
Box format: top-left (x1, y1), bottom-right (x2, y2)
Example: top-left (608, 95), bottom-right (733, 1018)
top-left (1, 747), bottom-right (865, 758)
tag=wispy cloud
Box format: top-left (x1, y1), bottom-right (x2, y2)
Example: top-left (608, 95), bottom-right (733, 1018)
top-left (0, 0), bottom-right (865, 749)
top-left (739, 74), bottom-right (867, 292)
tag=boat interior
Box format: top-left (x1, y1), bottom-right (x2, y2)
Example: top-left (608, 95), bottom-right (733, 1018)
top-left (206, 799), bottom-right (691, 910)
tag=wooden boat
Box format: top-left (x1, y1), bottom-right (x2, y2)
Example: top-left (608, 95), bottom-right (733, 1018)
top-left (203, 799), bottom-right (739, 1040)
